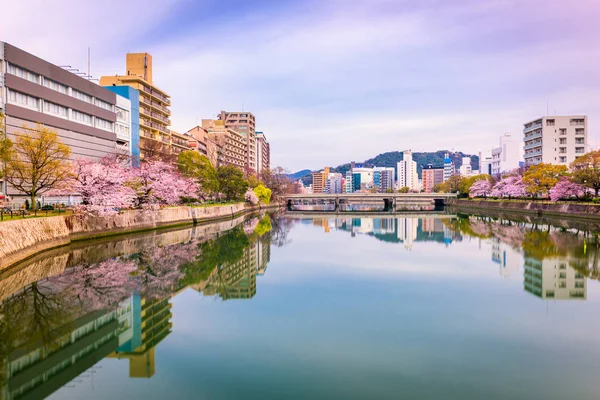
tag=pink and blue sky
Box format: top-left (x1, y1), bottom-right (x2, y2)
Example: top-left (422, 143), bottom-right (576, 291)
top-left (3, 0), bottom-right (600, 170)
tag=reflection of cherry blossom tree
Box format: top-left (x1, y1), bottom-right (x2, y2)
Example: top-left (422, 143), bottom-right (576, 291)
top-left (135, 244), bottom-right (191, 298)
top-left (243, 217), bottom-right (259, 235)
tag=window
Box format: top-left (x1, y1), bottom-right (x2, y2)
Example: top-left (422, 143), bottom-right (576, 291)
top-left (95, 118), bottom-right (113, 131)
top-left (116, 108), bottom-right (130, 123)
top-left (116, 124), bottom-right (130, 136)
top-left (559, 138), bottom-right (566, 144)
top-left (95, 98), bottom-right (113, 111)
top-left (43, 78), bottom-right (68, 94)
top-left (575, 128), bottom-right (585, 135)
top-left (570, 118), bottom-right (585, 126)
top-left (43, 101), bottom-right (68, 118)
top-left (72, 89), bottom-right (92, 103)
top-left (8, 89), bottom-right (39, 109)
top-left (546, 119), bottom-right (555, 126)
top-left (576, 138), bottom-right (585, 144)
top-left (72, 110), bottom-right (93, 125)
top-left (559, 128), bottom-right (566, 135)
top-left (7, 63), bottom-right (39, 83)
top-left (575, 147), bottom-right (585, 154)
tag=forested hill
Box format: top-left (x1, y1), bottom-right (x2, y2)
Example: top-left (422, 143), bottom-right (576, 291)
top-left (291, 151), bottom-right (480, 185)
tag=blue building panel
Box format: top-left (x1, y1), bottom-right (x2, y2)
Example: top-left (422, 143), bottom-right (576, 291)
top-left (103, 85), bottom-right (141, 166)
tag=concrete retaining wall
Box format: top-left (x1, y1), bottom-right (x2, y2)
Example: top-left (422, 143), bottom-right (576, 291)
top-left (0, 203), bottom-right (277, 272)
top-left (452, 199), bottom-right (600, 220)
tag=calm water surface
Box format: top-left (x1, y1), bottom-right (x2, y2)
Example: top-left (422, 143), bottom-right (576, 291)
top-left (2, 211), bottom-right (600, 400)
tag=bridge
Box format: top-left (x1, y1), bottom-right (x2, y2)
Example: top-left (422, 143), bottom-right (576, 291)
top-left (284, 193), bottom-right (457, 213)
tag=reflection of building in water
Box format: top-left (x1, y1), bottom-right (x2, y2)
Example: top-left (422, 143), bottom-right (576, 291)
top-left (203, 245), bottom-right (258, 300)
top-left (492, 238), bottom-right (520, 278)
top-left (109, 295), bottom-right (173, 378)
top-left (524, 257), bottom-right (587, 300)
top-left (256, 237), bottom-right (271, 276)
top-left (397, 218), bottom-right (418, 249)
top-left (2, 297), bottom-right (133, 400)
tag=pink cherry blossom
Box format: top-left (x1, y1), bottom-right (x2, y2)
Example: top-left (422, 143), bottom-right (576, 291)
top-left (469, 180), bottom-right (492, 197)
top-left (491, 176), bottom-right (526, 198)
top-left (127, 161), bottom-right (199, 207)
top-left (549, 178), bottom-right (586, 202)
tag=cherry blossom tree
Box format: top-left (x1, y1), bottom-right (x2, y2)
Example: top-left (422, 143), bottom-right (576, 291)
top-left (51, 158), bottom-right (137, 215)
top-left (469, 180), bottom-right (492, 198)
top-left (491, 176), bottom-right (526, 198)
top-left (549, 178), bottom-right (586, 202)
top-left (127, 161), bottom-right (198, 207)
top-left (245, 189), bottom-right (259, 205)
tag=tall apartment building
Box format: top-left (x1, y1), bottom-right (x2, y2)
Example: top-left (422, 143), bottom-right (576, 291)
top-left (104, 86), bottom-right (140, 161)
top-left (422, 164), bottom-right (444, 193)
top-left (491, 133), bottom-right (522, 175)
top-left (256, 131), bottom-right (270, 173)
top-left (325, 172), bottom-right (343, 194)
top-left (187, 125), bottom-right (220, 167)
top-left (0, 42), bottom-right (130, 201)
top-left (373, 167), bottom-right (395, 192)
top-left (201, 119), bottom-right (246, 169)
top-left (523, 116), bottom-right (587, 166)
top-left (219, 110), bottom-right (257, 173)
top-left (312, 167), bottom-right (330, 194)
top-left (397, 150), bottom-right (419, 191)
top-left (100, 53), bottom-right (173, 162)
top-left (443, 153), bottom-right (455, 181)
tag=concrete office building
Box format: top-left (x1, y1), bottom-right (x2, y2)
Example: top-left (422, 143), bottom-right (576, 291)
top-left (256, 131), bottom-right (270, 174)
top-left (0, 42), bottom-right (122, 201)
top-left (219, 111), bottom-right (257, 173)
top-left (422, 164), bottom-right (444, 193)
top-left (397, 150), bottom-right (419, 191)
top-left (523, 116), bottom-right (587, 166)
top-left (491, 133), bottom-right (522, 175)
top-left (100, 53), bottom-right (173, 162)
top-left (326, 172), bottom-right (343, 194)
top-left (373, 167), bottom-right (395, 192)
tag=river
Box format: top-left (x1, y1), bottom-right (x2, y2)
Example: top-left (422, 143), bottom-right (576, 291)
top-left (1, 211), bottom-right (600, 400)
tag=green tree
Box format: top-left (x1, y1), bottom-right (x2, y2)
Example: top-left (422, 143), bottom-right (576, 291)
top-left (522, 163), bottom-right (568, 197)
top-left (4, 124), bottom-right (71, 209)
top-left (398, 186), bottom-right (410, 193)
top-left (177, 151), bottom-right (218, 199)
top-left (0, 112), bottom-right (12, 180)
top-left (570, 151), bottom-right (600, 196)
top-left (217, 165), bottom-right (248, 201)
top-left (254, 184), bottom-right (272, 204)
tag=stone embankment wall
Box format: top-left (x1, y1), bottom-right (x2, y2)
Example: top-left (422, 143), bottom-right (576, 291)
top-left (452, 199), bottom-right (600, 219)
top-left (0, 203), bottom-right (277, 271)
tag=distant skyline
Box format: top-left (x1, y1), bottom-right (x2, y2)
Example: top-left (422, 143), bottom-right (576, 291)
top-left (3, 0), bottom-right (600, 171)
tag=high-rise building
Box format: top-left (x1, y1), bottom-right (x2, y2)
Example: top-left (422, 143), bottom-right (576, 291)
top-left (100, 53), bottom-right (173, 162)
top-left (345, 170), bottom-right (353, 193)
top-left (443, 153), bottom-right (455, 181)
top-left (491, 133), bottom-right (522, 175)
top-left (523, 116), bottom-right (587, 166)
top-left (459, 157), bottom-right (474, 176)
top-left (421, 164), bottom-right (444, 193)
top-left (200, 119), bottom-right (246, 169)
top-left (479, 151), bottom-right (493, 175)
top-left (256, 131), bottom-right (270, 173)
top-left (373, 167), bottom-right (395, 192)
top-left (186, 125), bottom-right (220, 167)
top-left (326, 172), bottom-right (343, 194)
top-left (0, 42), bottom-right (125, 202)
top-left (219, 111), bottom-right (257, 173)
top-left (352, 167), bottom-right (375, 191)
top-left (397, 150), bottom-right (419, 191)
top-left (312, 167), bottom-right (330, 194)
top-left (104, 86), bottom-right (141, 163)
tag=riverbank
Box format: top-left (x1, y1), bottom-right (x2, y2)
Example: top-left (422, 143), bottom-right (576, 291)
top-left (451, 199), bottom-right (600, 221)
top-left (0, 202), bottom-right (281, 272)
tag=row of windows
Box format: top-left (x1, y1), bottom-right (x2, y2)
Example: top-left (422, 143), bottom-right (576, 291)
top-left (8, 89), bottom-right (115, 132)
top-left (7, 62), bottom-right (115, 112)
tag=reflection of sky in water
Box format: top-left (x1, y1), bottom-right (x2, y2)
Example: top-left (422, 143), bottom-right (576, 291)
top-left (16, 215), bottom-right (600, 400)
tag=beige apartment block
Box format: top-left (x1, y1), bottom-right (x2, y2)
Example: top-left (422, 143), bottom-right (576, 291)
top-left (219, 111), bottom-right (257, 173)
top-left (523, 116), bottom-right (587, 166)
top-left (187, 125), bottom-right (220, 167)
top-left (201, 119), bottom-right (246, 170)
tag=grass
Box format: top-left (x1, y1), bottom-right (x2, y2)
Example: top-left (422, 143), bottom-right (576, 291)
top-left (0, 209), bottom-right (74, 223)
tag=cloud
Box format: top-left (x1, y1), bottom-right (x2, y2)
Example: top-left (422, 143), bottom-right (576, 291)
top-left (3, 0), bottom-right (600, 170)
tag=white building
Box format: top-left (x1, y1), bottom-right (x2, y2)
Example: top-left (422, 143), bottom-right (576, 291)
top-left (345, 170), bottom-right (353, 193)
top-left (491, 133), bottom-right (522, 175)
top-left (397, 150), bottom-right (419, 191)
top-left (459, 157), bottom-right (479, 176)
top-left (479, 150), bottom-right (493, 175)
top-left (353, 167), bottom-right (375, 191)
top-left (114, 94), bottom-right (133, 157)
top-left (523, 115), bottom-right (587, 166)
top-left (326, 172), bottom-right (343, 194)
top-left (443, 153), bottom-right (455, 181)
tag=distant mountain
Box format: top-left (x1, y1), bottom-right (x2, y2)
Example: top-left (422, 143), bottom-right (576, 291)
top-left (286, 169), bottom-right (312, 181)
top-left (292, 150), bottom-right (479, 185)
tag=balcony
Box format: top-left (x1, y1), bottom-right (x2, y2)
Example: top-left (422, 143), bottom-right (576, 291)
top-left (140, 96), bottom-right (171, 115)
top-left (524, 149), bottom-right (543, 158)
top-left (524, 141), bottom-right (542, 151)
top-left (524, 130), bottom-right (542, 140)
top-left (524, 122), bottom-right (542, 133)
